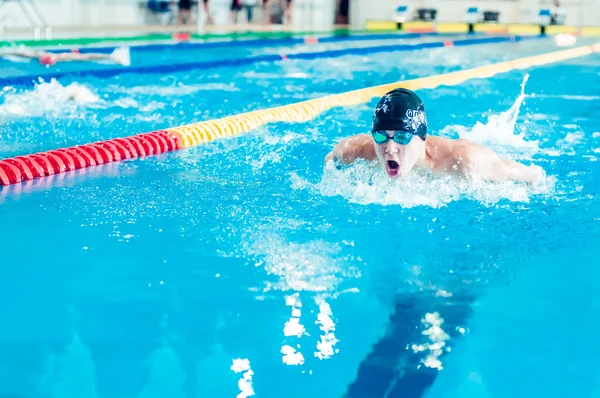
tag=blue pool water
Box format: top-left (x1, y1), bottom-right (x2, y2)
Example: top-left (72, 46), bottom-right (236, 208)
top-left (0, 36), bottom-right (587, 158)
top-left (0, 33), bottom-right (466, 76)
top-left (1, 35), bottom-right (600, 398)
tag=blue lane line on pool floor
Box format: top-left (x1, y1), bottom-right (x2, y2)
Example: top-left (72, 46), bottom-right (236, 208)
top-left (0, 36), bottom-right (537, 88)
top-left (44, 32), bottom-right (437, 54)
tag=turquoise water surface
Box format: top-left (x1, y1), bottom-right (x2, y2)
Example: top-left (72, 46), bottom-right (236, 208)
top-left (0, 35), bottom-right (599, 398)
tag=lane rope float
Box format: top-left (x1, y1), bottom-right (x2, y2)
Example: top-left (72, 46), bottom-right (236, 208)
top-left (1, 43), bottom-right (598, 187)
top-left (0, 36), bottom-right (534, 88)
top-left (42, 32), bottom-right (429, 55)
top-left (0, 28), bottom-right (413, 49)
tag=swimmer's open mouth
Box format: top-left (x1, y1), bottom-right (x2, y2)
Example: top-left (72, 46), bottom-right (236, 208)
top-left (386, 160), bottom-right (400, 177)
top-left (387, 160), bottom-right (399, 170)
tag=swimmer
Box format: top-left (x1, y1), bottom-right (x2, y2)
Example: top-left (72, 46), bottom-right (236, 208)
top-left (0, 46), bottom-right (131, 67)
top-left (325, 88), bottom-right (545, 184)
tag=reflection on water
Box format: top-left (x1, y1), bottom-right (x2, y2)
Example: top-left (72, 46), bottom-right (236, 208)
top-left (410, 312), bottom-right (451, 370)
top-left (314, 298), bottom-right (339, 361)
top-left (282, 293), bottom-right (305, 366)
top-left (230, 359), bottom-right (255, 398)
top-left (44, 334), bottom-right (99, 398)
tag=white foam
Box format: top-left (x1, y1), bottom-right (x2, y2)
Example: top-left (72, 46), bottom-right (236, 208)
top-left (0, 79), bottom-right (99, 118)
top-left (300, 76), bottom-right (554, 209)
top-left (246, 235), bottom-right (358, 292)
top-left (301, 162), bottom-right (553, 209)
top-left (558, 132), bottom-right (584, 148)
top-left (554, 34), bottom-right (577, 47)
top-left (281, 345), bottom-right (305, 365)
top-left (435, 289), bottom-right (453, 298)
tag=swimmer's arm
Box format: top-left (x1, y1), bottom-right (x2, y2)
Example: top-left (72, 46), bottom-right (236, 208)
top-left (55, 53), bottom-right (113, 62)
top-left (325, 134), bottom-right (377, 165)
top-left (1, 49), bottom-right (39, 58)
top-left (458, 143), bottom-right (545, 183)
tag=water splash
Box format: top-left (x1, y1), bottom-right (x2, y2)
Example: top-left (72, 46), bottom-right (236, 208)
top-left (302, 75), bottom-right (553, 208)
top-left (0, 79), bottom-right (99, 118)
top-left (441, 74), bottom-right (539, 157)
top-left (296, 162), bottom-right (553, 209)
top-left (244, 234), bottom-right (359, 292)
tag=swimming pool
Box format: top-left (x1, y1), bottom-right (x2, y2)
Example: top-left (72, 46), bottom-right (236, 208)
top-left (1, 33), bottom-right (599, 398)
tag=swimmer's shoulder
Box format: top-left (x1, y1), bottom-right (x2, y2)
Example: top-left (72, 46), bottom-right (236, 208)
top-left (329, 133), bottom-right (375, 165)
top-left (426, 136), bottom-right (476, 173)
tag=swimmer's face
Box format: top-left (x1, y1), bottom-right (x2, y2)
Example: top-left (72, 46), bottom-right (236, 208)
top-left (373, 131), bottom-right (425, 178)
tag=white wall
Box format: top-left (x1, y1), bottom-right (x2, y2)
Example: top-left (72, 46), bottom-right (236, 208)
top-left (350, 0), bottom-right (600, 26)
top-left (0, 0), bottom-right (598, 31)
top-left (0, 0), bottom-right (336, 31)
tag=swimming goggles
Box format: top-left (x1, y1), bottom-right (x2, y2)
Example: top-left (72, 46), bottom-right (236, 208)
top-left (372, 130), bottom-right (415, 145)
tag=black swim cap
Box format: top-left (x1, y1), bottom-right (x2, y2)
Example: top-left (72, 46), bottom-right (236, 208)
top-left (372, 88), bottom-right (427, 140)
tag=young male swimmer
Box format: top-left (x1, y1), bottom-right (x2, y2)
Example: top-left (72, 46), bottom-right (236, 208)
top-left (325, 88), bottom-right (545, 183)
top-left (0, 47), bottom-right (131, 67)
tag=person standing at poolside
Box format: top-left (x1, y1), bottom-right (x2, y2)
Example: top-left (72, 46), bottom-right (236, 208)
top-left (230, 0), bottom-right (242, 23)
top-left (202, 0), bottom-right (214, 24)
top-left (176, 0), bottom-right (213, 23)
top-left (262, 0), bottom-right (292, 24)
top-left (335, 0), bottom-right (349, 25)
top-left (325, 88), bottom-right (545, 184)
top-left (283, 0), bottom-right (293, 24)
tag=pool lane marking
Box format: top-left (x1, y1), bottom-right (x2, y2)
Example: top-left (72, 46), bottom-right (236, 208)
top-left (36, 31), bottom-right (433, 55)
top-left (0, 44), bottom-right (597, 187)
top-left (0, 36), bottom-right (532, 88)
top-left (168, 44), bottom-right (598, 148)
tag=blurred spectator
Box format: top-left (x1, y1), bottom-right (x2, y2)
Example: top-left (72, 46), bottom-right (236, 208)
top-left (244, 0), bottom-right (258, 23)
top-left (230, 0), bottom-right (242, 23)
top-left (262, 0), bottom-right (271, 24)
top-left (335, 0), bottom-right (349, 24)
top-left (231, 0), bottom-right (259, 23)
top-left (202, 0), bottom-right (214, 24)
top-left (178, 0), bottom-right (192, 24)
top-left (146, 0), bottom-right (171, 24)
top-left (551, 0), bottom-right (565, 25)
top-left (283, 0), bottom-right (293, 24)
top-left (265, 0), bottom-right (292, 24)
